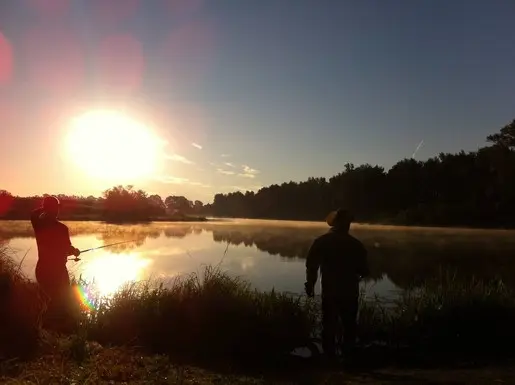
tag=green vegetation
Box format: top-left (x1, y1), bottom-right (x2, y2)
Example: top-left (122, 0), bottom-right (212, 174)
top-left (3, 242), bottom-right (515, 382)
top-left (211, 119), bottom-right (515, 228)
top-left (0, 242), bottom-right (316, 366)
top-left (0, 244), bottom-right (42, 360)
top-left (358, 273), bottom-right (515, 359)
top-left (84, 266), bottom-right (316, 365)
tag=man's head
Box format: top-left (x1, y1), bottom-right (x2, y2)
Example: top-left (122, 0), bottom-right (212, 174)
top-left (42, 196), bottom-right (60, 218)
top-left (326, 208), bottom-right (353, 231)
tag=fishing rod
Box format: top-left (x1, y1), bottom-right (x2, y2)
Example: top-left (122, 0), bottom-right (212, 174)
top-left (68, 240), bottom-right (137, 262)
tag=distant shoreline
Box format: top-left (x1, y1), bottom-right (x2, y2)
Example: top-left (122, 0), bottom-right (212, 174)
top-left (200, 216), bottom-right (515, 232)
top-left (2, 215), bottom-right (515, 232)
top-left (0, 215), bottom-right (209, 224)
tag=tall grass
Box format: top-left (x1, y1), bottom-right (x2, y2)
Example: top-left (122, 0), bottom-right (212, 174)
top-left (357, 271), bottom-right (515, 358)
top-left (3, 241), bottom-right (515, 367)
top-left (84, 266), bottom-right (317, 364)
top-left (0, 242), bottom-right (43, 359)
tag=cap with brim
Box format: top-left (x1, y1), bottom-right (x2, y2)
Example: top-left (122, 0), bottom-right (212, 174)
top-left (42, 196), bottom-right (60, 210)
top-left (326, 209), bottom-right (353, 227)
top-left (326, 210), bottom-right (338, 226)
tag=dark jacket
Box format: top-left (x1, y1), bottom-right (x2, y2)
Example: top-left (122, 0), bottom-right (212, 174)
top-left (30, 208), bottom-right (73, 269)
top-left (305, 227), bottom-right (369, 298)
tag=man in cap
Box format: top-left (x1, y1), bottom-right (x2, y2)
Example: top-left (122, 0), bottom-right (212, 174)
top-left (304, 209), bottom-right (369, 358)
top-left (30, 196), bottom-right (80, 331)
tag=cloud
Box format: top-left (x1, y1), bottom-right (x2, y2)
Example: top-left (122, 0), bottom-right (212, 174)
top-left (192, 142), bottom-right (202, 150)
top-left (238, 173), bottom-right (256, 178)
top-left (157, 176), bottom-right (190, 184)
top-left (242, 165), bottom-right (260, 175)
top-left (217, 168), bottom-right (235, 175)
top-left (238, 164), bottom-right (260, 178)
top-left (165, 154), bottom-right (194, 165)
top-left (411, 140), bottom-right (424, 159)
top-left (189, 181), bottom-right (211, 188)
top-left (156, 176), bottom-right (210, 188)
top-left (230, 185), bottom-right (263, 192)
top-left (221, 154), bottom-right (231, 158)
top-left (224, 162), bottom-right (236, 168)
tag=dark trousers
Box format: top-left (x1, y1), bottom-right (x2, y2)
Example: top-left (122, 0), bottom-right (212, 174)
top-left (35, 263), bottom-right (75, 332)
top-left (321, 294), bottom-right (358, 356)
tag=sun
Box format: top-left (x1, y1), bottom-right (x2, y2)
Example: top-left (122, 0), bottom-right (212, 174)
top-left (66, 109), bottom-right (163, 181)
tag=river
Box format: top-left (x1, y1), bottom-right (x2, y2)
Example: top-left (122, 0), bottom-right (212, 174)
top-left (2, 219), bottom-right (515, 300)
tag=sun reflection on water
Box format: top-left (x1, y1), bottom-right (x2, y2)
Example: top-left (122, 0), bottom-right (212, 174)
top-left (77, 251), bottom-right (153, 299)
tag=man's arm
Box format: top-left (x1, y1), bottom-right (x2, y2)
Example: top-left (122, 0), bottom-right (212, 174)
top-left (61, 224), bottom-right (80, 258)
top-left (305, 238), bottom-right (322, 296)
top-left (30, 208), bottom-right (44, 230)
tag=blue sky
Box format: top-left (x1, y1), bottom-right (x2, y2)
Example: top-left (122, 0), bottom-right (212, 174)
top-left (0, 0), bottom-right (514, 202)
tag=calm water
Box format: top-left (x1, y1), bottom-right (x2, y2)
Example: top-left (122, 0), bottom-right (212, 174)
top-left (2, 219), bottom-right (515, 300)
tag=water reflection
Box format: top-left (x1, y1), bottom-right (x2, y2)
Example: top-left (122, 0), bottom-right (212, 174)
top-left (78, 252), bottom-right (153, 297)
top-left (2, 220), bottom-right (515, 299)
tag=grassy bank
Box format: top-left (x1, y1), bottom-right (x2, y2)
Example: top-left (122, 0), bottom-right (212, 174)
top-left (3, 242), bottom-right (515, 377)
top-left (0, 242), bottom-right (316, 365)
top-left (357, 273), bottom-right (515, 362)
top-left (83, 267), bottom-right (316, 365)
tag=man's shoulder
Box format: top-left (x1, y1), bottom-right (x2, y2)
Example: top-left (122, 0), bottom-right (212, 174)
top-left (346, 233), bottom-right (364, 244)
top-left (314, 232), bottom-right (332, 243)
top-left (313, 231), bottom-right (341, 248)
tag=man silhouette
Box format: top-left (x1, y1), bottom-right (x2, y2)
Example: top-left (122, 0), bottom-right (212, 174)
top-left (304, 209), bottom-right (369, 358)
top-left (30, 196), bottom-right (80, 331)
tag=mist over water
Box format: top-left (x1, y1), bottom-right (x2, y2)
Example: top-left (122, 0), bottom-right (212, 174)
top-left (2, 219), bottom-right (515, 300)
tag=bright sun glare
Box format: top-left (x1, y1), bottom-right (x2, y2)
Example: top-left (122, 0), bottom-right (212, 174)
top-left (66, 110), bottom-right (163, 181)
top-left (80, 252), bottom-right (152, 297)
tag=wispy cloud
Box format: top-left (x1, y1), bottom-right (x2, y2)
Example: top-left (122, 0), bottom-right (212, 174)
top-left (157, 176), bottom-right (190, 185)
top-left (224, 162), bottom-right (236, 168)
top-left (243, 165), bottom-right (259, 174)
top-left (192, 142), bottom-right (202, 150)
top-left (238, 173), bottom-right (256, 178)
top-left (411, 140), bottom-right (424, 159)
top-left (165, 154), bottom-right (194, 165)
top-left (156, 176), bottom-right (210, 188)
top-left (217, 168), bottom-right (235, 175)
top-left (189, 181), bottom-right (211, 188)
top-left (221, 154), bottom-right (231, 158)
top-left (238, 164), bottom-right (260, 178)
top-left (230, 185), bottom-right (263, 192)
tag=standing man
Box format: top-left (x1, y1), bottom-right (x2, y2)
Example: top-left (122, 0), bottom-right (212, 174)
top-left (304, 209), bottom-right (369, 358)
top-left (30, 196), bottom-right (80, 331)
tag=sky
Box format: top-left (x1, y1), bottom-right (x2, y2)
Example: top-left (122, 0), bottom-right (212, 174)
top-left (0, 0), bottom-right (514, 203)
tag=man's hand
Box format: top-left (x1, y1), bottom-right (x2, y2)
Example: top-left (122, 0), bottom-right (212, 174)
top-left (304, 282), bottom-right (314, 298)
top-left (70, 247), bottom-right (80, 257)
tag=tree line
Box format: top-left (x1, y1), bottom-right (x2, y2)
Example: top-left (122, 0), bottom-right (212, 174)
top-left (211, 120), bottom-right (515, 228)
top-left (0, 185), bottom-right (207, 222)
top-left (1, 119), bottom-right (514, 227)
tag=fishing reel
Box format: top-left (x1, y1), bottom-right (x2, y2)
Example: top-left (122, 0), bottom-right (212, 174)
top-left (69, 257), bottom-right (81, 262)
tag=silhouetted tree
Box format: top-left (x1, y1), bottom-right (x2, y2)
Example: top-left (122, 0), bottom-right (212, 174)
top-left (209, 121), bottom-right (515, 228)
top-left (164, 195), bottom-right (192, 214)
top-left (487, 119), bottom-right (515, 149)
top-left (0, 190), bottom-right (13, 217)
top-left (148, 194), bottom-right (166, 216)
top-left (102, 185), bottom-right (151, 222)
